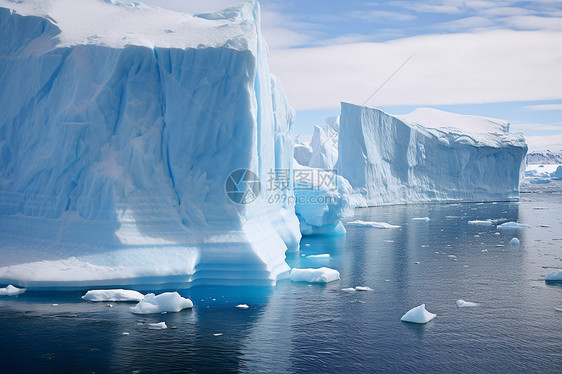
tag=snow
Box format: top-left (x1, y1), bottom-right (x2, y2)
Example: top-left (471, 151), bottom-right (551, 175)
top-left (497, 222), bottom-right (531, 229)
top-left (0, 0), bottom-right (302, 288)
top-left (412, 217), bottom-right (430, 222)
top-left (147, 322), bottom-right (167, 330)
top-left (82, 289), bottom-right (144, 302)
top-left (337, 103), bottom-right (527, 207)
top-left (468, 220), bottom-right (493, 226)
top-left (456, 299), bottom-right (479, 307)
top-left (346, 220), bottom-right (400, 229)
top-left (236, 304), bottom-right (249, 309)
top-left (545, 270), bottom-right (562, 281)
top-left (510, 237), bottom-right (520, 245)
top-left (0, 284), bottom-right (26, 296)
top-left (400, 304), bottom-right (436, 324)
top-left (289, 267), bottom-right (340, 283)
top-left (129, 292), bottom-right (193, 314)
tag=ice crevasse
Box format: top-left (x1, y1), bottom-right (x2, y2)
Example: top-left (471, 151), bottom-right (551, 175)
top-left (0, 0), bottom-right (302, 288)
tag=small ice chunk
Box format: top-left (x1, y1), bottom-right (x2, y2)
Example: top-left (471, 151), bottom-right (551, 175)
top-left (412, 217), bottom-right (430, 222)
top-left (306, 254), bottom-right (331, 259)
top-left (347, 220), bottom-right (400, 229)
top-left (130, 292), bottom-right (193, 314)
top-left (355, 286), bottom-right (373, 291)
top-left (0, 285), bottom-right (26, 296)
top-left (456, 299), bottom-right (479, 307)
top-left (82, 289), bottom-right (144, 302)
top-left (289, 267), bottom-right (340, 283)
top-left (122, 332), bottom-right (130, 335)
top-left (510, 237), bottom-right (520, 245)
top-left (213, 333), bottom-right (223, 336)
top-left (147, 322), bottom-right (167, 330)
top-left (497, 222), bottom-right (531, 229)
top-left (341, 288), bottom-right (356, 292)
top-left (545, 270), bottom-right (562, 281)
top-left (236, 304), bottom-right (249, 309)
top-left (400, 304), bottom-right (436, 324)
top-left (468, 220), bottom-right (493, 226)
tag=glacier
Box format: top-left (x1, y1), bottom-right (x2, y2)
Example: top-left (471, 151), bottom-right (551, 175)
top-left (0, 0), bottom-right (302, 289)
top-left (336, 103), bottom-right (528, 206)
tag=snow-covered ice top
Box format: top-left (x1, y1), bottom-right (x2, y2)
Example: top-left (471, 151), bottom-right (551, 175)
top-left (0, 0), bottom-right (259, 52)
top-left (398, 107), bottom-right (510, 134)
top-left (545, 270), bottom-right (562, 281)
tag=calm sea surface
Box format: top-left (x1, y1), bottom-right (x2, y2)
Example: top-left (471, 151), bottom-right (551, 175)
top-left (1, 183), bottom-right (561, 373)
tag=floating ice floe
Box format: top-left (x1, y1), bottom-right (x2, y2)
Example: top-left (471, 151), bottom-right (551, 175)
top-left (306, 254), bottom-right (331, 259)
top-left (82, 289), bottom-right (144, 302)
top-left (400, 304), bottom-right (436, 324)
top-left (497, 222), bottom-right (531, 229)
top-left (456, 299), bottom-right (479, 307)
top-left (236, 304), bottom-right (249, 309)
top-left (130, 292), bottom-right (193, 314)
top-left (545, 270), bottom-right (562, 281)
top-left (0, 285), bottom-right (26, 296)
top-left (341, 288), bottom-right (356, 292)
top-left (468, 220), bottom-right (493, 226)
top-left (289, 268), bottom-right (340, 283)
top-left (147, 322), bottom-right (167, 330)
top-left (347, 220), bottom-right (400, 229)
top-left (412, 217), bottom-right (430, 222)
top-left (355, 286), bottom-right (373, 291)
top-left (510, 238), bottom-right (520, 245)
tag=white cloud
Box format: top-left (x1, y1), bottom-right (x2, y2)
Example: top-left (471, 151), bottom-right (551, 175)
top-left (348, 10), bottom-right (417, 22)
top-left (503, 15), bottom-right (562, 31)
top-left (524, 134), bottom-right (562, 150)
top-left (510, 123), bottom-right (562, 131)
top-left (522, 104), bottom-right (562, 111)
top-left (269, 30), bottom-right (562, 111)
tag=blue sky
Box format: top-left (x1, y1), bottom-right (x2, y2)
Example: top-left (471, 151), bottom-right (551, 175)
top-left (145, 0), bottom-right (562, 150)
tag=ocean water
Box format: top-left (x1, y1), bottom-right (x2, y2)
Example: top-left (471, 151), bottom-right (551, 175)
top-left (1, 184), bottom-right (561, 373)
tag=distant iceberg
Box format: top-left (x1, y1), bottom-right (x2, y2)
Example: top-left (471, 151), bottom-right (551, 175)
top-left (0, 284), bottom-right (26, 296)
top-left (82, 289), bottom-right (144, 302)
top-left (346, 220), bottom-right (400, 229)
top-left (456, 299), bottom-right (479, 307)
top-left (337, 103), bottom-right (527, 207)
top-left (545, 270), bottom-right (562, 282)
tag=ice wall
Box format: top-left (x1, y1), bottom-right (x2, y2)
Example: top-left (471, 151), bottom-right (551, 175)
top-left (337, 103), bottom-right (527, 206)
top-left (0, 0), bottom-right (300, 288)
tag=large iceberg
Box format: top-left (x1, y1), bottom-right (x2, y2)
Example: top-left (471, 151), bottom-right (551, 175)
top-left (337, 103), bottom-right (527, 206)
top-left (0, 0), bottom-right (301, 288)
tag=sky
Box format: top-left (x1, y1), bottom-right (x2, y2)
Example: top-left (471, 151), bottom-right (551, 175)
top-left (144, 0), bottom-right (562, 151)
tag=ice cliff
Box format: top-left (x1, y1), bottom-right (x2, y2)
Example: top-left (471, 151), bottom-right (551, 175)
top-left (0, 0), bottom-right (301, 288)
top-left (337, 103), bottom-right (527, 206)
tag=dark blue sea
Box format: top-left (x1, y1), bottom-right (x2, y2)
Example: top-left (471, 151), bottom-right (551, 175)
top-left (1, 184), bottom-right (561, 373)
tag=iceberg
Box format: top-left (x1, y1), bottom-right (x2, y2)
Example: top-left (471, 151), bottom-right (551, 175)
top-left (0, 284), bottom-right (26, 296)
top-left (337, 103), bottom-right (527, 206)
top-left (400, 304), bottom-right (436, 324)
top-left (412, 217), bottom-right (430, 222)
top-left (456, 299), bottom-right (479, 307)
top-left (346, 220), bottom-right (400, 229)
top-left (308, 124), bottom-right (338, 170)
top-left (0, 0), bottom-right (301, 288)
top-left (545, 270), bottom-right (562, 282)
top-left (510, 237), bottom-right (520, 245)
top-left (293, 163), bottom-right (353, 236)
top-left (289, 267), bottom-right (340, 283)
top-left (82, 289), bottom-right (144, 302)
top-left (468, 220), bottom-right (493, 226)
top-left (497, 222), bottom-right (531, 229)
top-left (147, 322), bottom-right (168, 330)
top-left (130, 292), bottom-right (193, 314)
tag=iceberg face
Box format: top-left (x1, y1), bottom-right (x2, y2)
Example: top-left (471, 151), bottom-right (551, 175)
top-left (308, 124), bottom-right (338, 170)
top-left (545, 270), bottom-right (562, 281)
top-left (337, 103), bottom-right (528, 206)
top-left (0, 0), bottom-right (301, 288)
